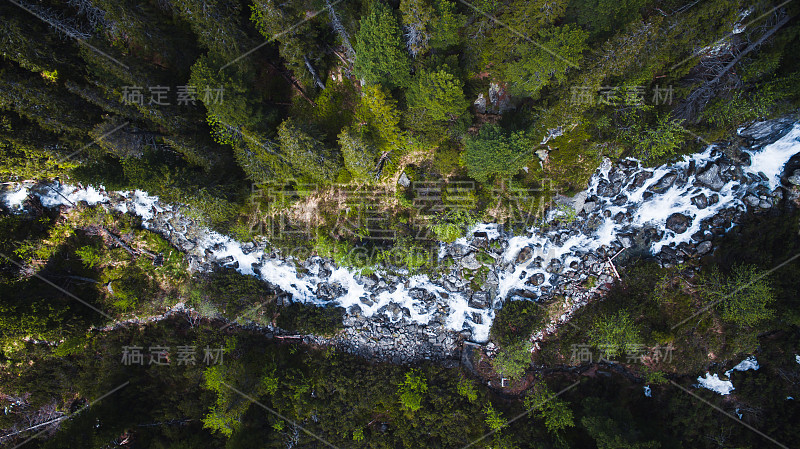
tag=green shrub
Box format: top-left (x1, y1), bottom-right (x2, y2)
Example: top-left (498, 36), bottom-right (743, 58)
top-left (398, 369), bottom-right (428, 412)
top-left (493, 340), bottom-right (532, 380)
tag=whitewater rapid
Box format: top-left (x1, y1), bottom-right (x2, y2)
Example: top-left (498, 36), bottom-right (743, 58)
top-left (2, 122), bottom-right (800, 343)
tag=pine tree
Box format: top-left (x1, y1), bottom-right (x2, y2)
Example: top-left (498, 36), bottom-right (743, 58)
top-left (277, 119), bottom-right (341, 182)
top-left (406, 67), bottom-right (469, 121)
top-left (353, 2), bottom-right (411, 88)
top-left (338, 127), bottom-right (378, 181)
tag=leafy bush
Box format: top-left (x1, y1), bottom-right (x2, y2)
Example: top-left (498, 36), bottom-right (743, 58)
top-left (398, 369), bottom-right (428, 412)
top-left (430, 210), bottom-right (477, 243)
top-left (700, 264), bottom-right (775, 328)
top-left (587, 310), bottom-right (641, 359)
top-left (493, 340), bottom-right (532, 380)
top-left (457, 377), bottom-right (478, 402)
top-left (524, 379), bottom-right (575, 434)
top-left (490, 300), bottom-right (547, 346)
top-left (407, 67), bottom-right (469, 121)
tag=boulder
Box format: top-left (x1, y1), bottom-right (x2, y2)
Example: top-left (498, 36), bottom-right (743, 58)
top-left (630, 171), bottom-right (654, 189)
top-left (650, 172), bottom-right (677, 193)
top-left (516, 246), bottom-right (533, 264)
top-left (788, 169), bottom-right (800, 186)
top-left (525, 273), bottom-right (546, 286)
top-left (743, 194), bottom-right (760, 207)
top-left (612, 194), bottom-right (628, 206)
top-left (398, 172), bottom-right (410, 188)
top-left (696, 164), bottom-right (725, 191)
top-left (666, 213), bottom-right (692, 234)
top-left (691, 193), bottom-right (708, 209)
top-left (461, 252), bottom-right (481, 270)
top-left (535, 149), bottom-right (549, 162)
top-left (469, 291), bottom-right (491, 309)
top-left (696, 241), bottom-right (713, 255)
top-left (597, 179), bottom-right (621, 197)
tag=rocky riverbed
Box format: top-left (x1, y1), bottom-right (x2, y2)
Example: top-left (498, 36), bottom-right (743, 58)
top-left (3, 117), bottom-right (800, 363)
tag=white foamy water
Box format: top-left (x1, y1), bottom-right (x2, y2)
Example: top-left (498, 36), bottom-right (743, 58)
top-left (696, 373), bottom-right (735, 395)
top-left (2, 122), bottom-right (798, 343)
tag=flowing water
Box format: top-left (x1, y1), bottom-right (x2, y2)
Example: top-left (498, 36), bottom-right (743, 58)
top-left (3, 122), bottom-right (800, 344)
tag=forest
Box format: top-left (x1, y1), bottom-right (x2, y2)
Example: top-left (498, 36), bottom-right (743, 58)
top-left (2, 0), bottom-right (800, 447)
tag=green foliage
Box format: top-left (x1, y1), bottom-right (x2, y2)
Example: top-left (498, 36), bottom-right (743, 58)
top-left (398, 369), bottom-right (428, 412)
top-left (462, 124), bottom-right (534, 182)
top-left (587, 310), bottom-right (641, 359)
top-left (502, 25), bottom-right (588, 98)
top-left (354, 85), bottom-right (406, 160)
top-left (524, 380), bottom-right (575, 434)
top-left (338, 126), bottom-right (379, 181)
top-left (277, 119), bottom-right (341, 182)
top-left (628, 113), bottom-right (687, 163)
top-left (354, 2), bottom-right (411, 88)
top-left (580, 397), bottom-right (661, 449)
top-left (251, 0), bottom-right (327, 86)
top-left (484, 401), bottom-right (507, 432)
top-left (700, 264), bottom-right (776, 328)
top-left (493, 340), bottom-right (532, 380)
top-left (400, 0), bottom-right (465, 55)
top-left (571, 0), bottom-right (648, 34)
top-left (75, 245), bottom-right (104, 268)
top-left (431, 209), bottom-right (477, 243)
top-left (457, 377), bottom-right (479, 402)
top-left (407, 67), bottom-right (469, 121)
top-left (490, 300), bottom-right (547, 346)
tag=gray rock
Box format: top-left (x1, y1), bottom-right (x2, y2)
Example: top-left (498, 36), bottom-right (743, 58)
top-left (516, 246), bottom-right (533, 264)
top-left (738, 117), bottom-right (796, 142)
top-left (535, 149), bottom-right (549, 162)
top-left (691, 193), bottom-right (708, 209)
top-left (743, 195), bottom-right (760, 207)
top-left (666, 213), bottom-right (692, 234)
top-left (473, 94), bottom-right (487, 114)
top-left (618, 234), bottom-right (634, 248)
top-left (696, 241), bottom-right (713, 255)
top-left (597, 179), bottom-right (621, 197)
top-left (696, 164), bottom-right (725, 191)
top-left (469, 291), bottom-right (491, 309)
top-left (461, 252), bottom-right (481, 271)
top-left (788, 169), bottom-right (800, 186)
top-left (398, 172), bottom-right (410, 187)
top-left (650, 173), bottom-right (677, 193)
top-left (630, 170), bottom-right (654, 189)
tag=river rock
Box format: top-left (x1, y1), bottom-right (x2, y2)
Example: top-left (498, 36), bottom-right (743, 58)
top-left (787, 169), bottom-right (800, 186)
top-left (666, 213), bottom-right (692, 234)
top-left (469, 291), bottom-right (491, 309)
top-left (650, 172), bottom-right (677, 193)
top-left (461, 252), bottom-right (481, 270)
top-left (691, 193), bottom-right (708, 209)
top-left (597, 179), bottom-right (621, 197)
top-left (630, 170), bottom-right (654, 189)
top-left (696, 164), bottom-right (725, 191)
top-left (516, 246), bottom-right (533, 264)
top-left (696, 240), bottom-right (713, 255)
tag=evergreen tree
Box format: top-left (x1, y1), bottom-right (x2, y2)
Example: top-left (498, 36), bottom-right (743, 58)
top-left (406, 67), bottom-right (469, 121)
top-left (502, 25), bottom-right (588, 98)
top-left (338, 126), bottom-right (379, 181)
top-left (353, 2), bottom-right (411, 88)
top-left (277, 119), bottom-right (341, 182)
top-left (461, 124), bottom-right (533, 182)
